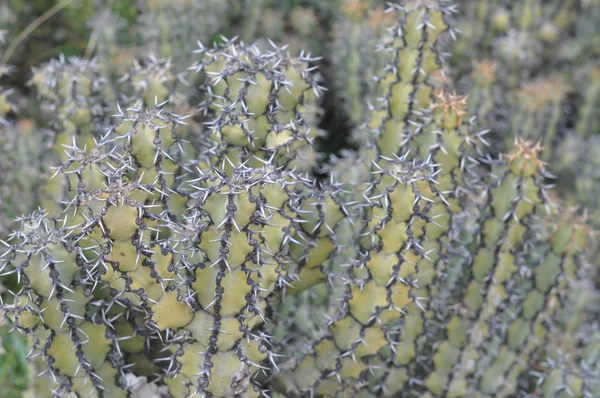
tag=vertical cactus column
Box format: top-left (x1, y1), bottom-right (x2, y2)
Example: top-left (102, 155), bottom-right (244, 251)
top-left (137, 0), bottom-right (229, 72)
top-left (121, 55), bottom-right (179, 108)
top-left (85, 9), bottom-right (126, 77)
top-left (1, 103), bottom-right (199, 396)
top-left (467, 60), bottom-right (498, 134)
top-left (194, 39), bottom-right (324, 174)
top-left (493, 29), bottom-right (539, 90)
top-left (366, 92), bottom-right (487, 396)
top-left (249, 2), bottom-right (326, 57)
top-left (0, 119), bottom-right (49, 239)
top-left (268, 147), bottom-right (375, 392)
top-left (331, 0), bottom-right (394, 124)
top-left (1, 212), bottom-right (137, 397)
top-left (355, 1), bottom-right (456, 157)
top-left (31, 56), bottom-right (114, 163)
top-left (154, 166), bottom-right (300, 397)
top-left (536, 322), bottom-right (600, 398)
top-left (451, 0), bottom-right (510, 73)
top-left (284, 183), bottom-right (346, 292)
top-left (424, 137), bottom-right (553, 396)
top-left (272, 158), bottom-right (445, 396)
top-left (519, 207), bottom-right (596, 398)
top-left (285, 7), bottom-right (322, 55)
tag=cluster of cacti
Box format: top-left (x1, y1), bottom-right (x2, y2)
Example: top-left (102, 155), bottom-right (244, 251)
top-left (0, 1), bottom-right (599, 397)
top-left (448, 1), bottom-right (600, 288)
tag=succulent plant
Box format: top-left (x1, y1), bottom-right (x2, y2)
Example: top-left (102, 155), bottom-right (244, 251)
top-left (330, 0), bottom-right (394, 125)
top-left (0, 1), bottom-right (599, 397)
top-left (193, 38), bottom-right (324, 174)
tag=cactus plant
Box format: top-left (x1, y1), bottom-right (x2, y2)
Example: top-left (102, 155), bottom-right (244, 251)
top-left (330, 0), bottom-right (394, 125)
top-left (193, 39), bottom-right (324, 174)
top-left (0, 1), bottom-right (599, 397)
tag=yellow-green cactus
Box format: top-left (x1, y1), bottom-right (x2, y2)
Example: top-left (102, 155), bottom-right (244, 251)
top-left (137, 0), bottom-right (229, 71)
top-left (1, 213), bottom-right (136, 397)
top-left (195, 39), bottom-right (324, 174)
top-left (85, 9), bottom-right (125, 70)
top-left (452, 1), bottom-right (510, 67)
top-left (121, 55), bottom-right (180, 108)
top-left (0, 103), bottom-right (198, 395)
top-left (153, 165), bottom-right (303, 397)
top-left (425, 137), bottom-right (558, 397)
top-left (468, 60), bottom-right (498, 135)
top-left (354, 0), bottom-right (455, 154)
top-left (272, 158), bottom-right (446, 396)
top-left (246, 1), bottom-right (328, 57)
top-left (453, 0), bottom-right (579, 86)
top-left (331, 0), bottom-right (394, 124)
top-left (1, 1), bottom-right (599, 397)
top-left (31, 57), bottom-right (115, 162)
top-left (526, 208), bottom-right (597, 398)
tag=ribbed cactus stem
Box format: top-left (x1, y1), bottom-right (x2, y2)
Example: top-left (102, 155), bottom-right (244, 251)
top-left (241, 0), bottom-right (266, 43)
top-left (31, 56), bottom-right (115, 162)
top-left (518, 208), bottom-right (594, 398)
top-left (1, 213), bottom-right (136, 397)
top-left (1, 2), bottom-right (599, 396)
top-left (273, 158), bottom-right (446, 396)
top-left (194, 39), bottom-right (324, 174)
top-left (427, 137), bottom-right (553, 396)
top-left (357, 1), bottom-right (456, 157)
top-left (365, 91), bottom-right (488, 395)
top-left (332, 1), bottom-right (395, 125)
top-left (1, 119), bottom-right (48, 238)
top-left (452, 0), bottom-right (509, 70)
top-left (338, 0), bottom-right (369, 123)
top-left (156, 166), bottom-right (300, 397)
top-left (121, 56), bottom-right (179, 108)
top-left (137, 0), bottom-right (229, 71)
